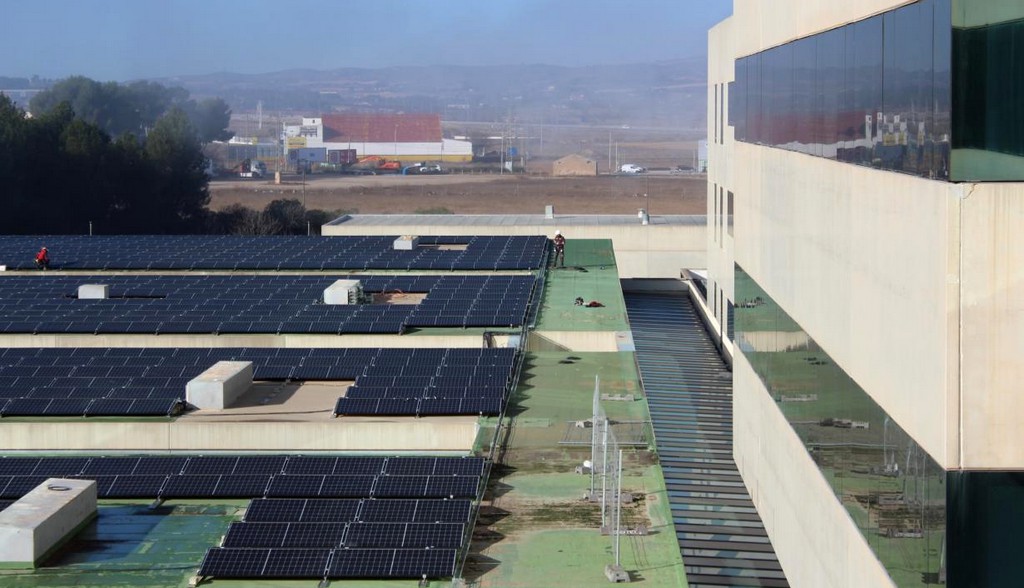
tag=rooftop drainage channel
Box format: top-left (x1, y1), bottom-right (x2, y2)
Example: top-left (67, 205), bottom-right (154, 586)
top-left (624, 292), bottom-right (789, 588)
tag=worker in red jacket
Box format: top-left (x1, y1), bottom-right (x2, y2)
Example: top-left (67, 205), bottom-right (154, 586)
top-left (34, 246), bottom-right (50, 270)
top-left (553, 230), bottom-right (566, 267)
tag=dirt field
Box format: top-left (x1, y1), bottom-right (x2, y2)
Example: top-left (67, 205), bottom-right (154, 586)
top-left (208, 173), bottom-right (707, 215)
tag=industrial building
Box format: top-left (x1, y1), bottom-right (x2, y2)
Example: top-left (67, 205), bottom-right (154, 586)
top-left (708, 0), bottom-right (1024, 586)
top-left (284, 113), bottom-right (473, 164)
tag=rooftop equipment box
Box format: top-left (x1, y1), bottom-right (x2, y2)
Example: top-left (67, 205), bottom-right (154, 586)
top-left (393, 236), bottom-right (420, 250)
top-left (324, 279), bottom-right (363, 305)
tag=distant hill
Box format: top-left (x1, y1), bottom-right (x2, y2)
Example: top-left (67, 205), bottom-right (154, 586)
top-left (152, 59), bottom-right (707, 132)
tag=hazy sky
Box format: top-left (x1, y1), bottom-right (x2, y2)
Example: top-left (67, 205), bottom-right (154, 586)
top-left (3, 0), bottom-right (732, 80)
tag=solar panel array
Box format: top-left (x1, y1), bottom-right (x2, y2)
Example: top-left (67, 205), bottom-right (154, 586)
top-left (334, 346), bottom-right (515, 417)
top-left (0, 274), bottom-right (535, 334)
top-left (200, 497), bottom-right (472, 580)
top-left (0, 455), bottom-right (485, 501)
top-left (0, 347), bottom-right (516, 417)
top-left (0, 235), bottom-right (547, 271)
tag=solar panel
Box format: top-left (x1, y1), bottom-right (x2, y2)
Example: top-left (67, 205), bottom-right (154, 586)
top-left (328, 548), bottom-right (394, 577)
top-left (425, 476), bottom-right (480, 499)
top-left (333, 457), bottom-right (385, 476)
top-left (244, 498), bottom-right (306, 522)
top-left (373, 476), bottom-right (429, 498)
top-left (402, 523), bottom-right (465, 548)
top-left (266, 475), bottom-right (325, 498)
top-left (183, 456), bottom-right (239, 475)
top-left (282, 523), bottom-right (348, 548)
top-left (222, 522), bottom-right (289, 548)
top-left (0, 476), bottom-right (49, 499)
top-left (383, 457), bottom-right (436, 476)
top-left (235, 456), bottom-right (287, 475)
top-left (0, 274), bottom-right (536, 336)
top-left (108, 475), bottom-right (168, 498)
top-left (434, 457), bottom-right (486, 477)
top-left (161, 475), bottom-right (221, 498)
top-left (412, 499), bottom-right (473, 523)
top-left (134, 456), bottom-right (188, 475)
top-left (343, 523), bottom-right (407, 548)
top-left (301, 499), bottom-right (361, 523)
top-left (198, 547), bottom-right (270, 578)
top-left (390, 548), bottom-right (458, 578)
top-left (262, 548), bottom-right (333, 578)
top-left (319, 475), bottom-right (375, 498)
top-left (34, 457), bottom-right (89, 477)
top-left (282, 457), bottom-right (337, 476)
top-left (213, 475), bottom-right (273, 498)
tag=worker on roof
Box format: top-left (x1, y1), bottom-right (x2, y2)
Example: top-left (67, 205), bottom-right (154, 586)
top-left (552, 230), bottom-right (566, 268)
top-left (34, 246), bottom-right (49, 270)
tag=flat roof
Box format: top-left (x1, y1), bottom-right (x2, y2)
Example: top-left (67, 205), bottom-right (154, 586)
top-left (327, 213), bottom-right (706, 227)
top-left (0, 228), bottom-right (688, 587)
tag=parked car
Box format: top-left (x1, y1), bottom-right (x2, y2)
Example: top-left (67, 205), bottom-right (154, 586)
top-left (619, 163), bottom-right (646, 174)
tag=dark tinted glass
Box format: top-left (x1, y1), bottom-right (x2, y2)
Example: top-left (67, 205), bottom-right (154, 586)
top-left (951, 0), bottom-right (1024, 180)
top-left (735, 264), bottom-right (946, 586)
top-left (729, 0), bottom-right (954, 180)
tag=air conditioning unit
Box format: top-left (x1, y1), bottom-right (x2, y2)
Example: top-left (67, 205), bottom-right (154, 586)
top-left (393, 235), bottom-right (420, 250)
top-left (324, 279), bottom-right (363, 305)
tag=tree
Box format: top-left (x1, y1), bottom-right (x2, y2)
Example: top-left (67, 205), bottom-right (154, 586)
top-left (142, 108), bottom-right (209, 231)
top-left (29, 77), bottom-right (228, 143)
top-left (187, 97), bottom-right (233, 143)
top-left (263, 199), bottom-right (307, 234)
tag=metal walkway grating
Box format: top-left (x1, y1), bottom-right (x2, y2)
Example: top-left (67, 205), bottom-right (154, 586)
top-left (625, 292), bottom-right (789, 588)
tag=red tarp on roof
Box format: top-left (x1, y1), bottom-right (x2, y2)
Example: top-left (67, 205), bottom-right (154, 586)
top-left (322, 114), bottom-right (441, 143)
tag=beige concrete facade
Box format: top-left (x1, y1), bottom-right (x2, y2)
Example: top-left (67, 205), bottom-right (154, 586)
top-left (0, 418), bottom-right (477, 453)
top-left (710, 0), bottom-right (1024, 585)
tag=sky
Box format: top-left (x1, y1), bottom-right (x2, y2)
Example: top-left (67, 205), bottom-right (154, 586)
top-left (2, 0), bottom-right (732, 81)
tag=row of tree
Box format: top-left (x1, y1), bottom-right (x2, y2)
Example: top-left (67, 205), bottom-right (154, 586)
top-left (29, 77), bottom-right (232, 143)
top-left (208, 200), bottom-right (343, 236)
top-left (0, 94), bottom-right (210, 234)
top-left (2, 78), bottom-right (344, 235)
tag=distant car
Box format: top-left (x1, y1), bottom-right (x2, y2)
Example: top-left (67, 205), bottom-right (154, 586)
top-left (619, 164), bottom-right (646, 174)
top-left (417, 164), bottom-right (443, 174)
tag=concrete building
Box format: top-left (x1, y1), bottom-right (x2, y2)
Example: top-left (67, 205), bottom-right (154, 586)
top-left (284, 113), bottom-right (472, 163)
top-left (552, 154), bottom-right (598, 176)
top-left (708, 1), bottom-right (1024, 586)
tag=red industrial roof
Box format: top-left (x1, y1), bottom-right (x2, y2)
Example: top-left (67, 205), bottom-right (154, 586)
top-left (322, 114), bottom-right (441, 143)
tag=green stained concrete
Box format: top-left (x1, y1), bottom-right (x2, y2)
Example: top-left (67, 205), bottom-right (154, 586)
top-left (534, 240), bottom-right (629, 332)
top-left (471, 351), bottom-right (686, 587)
top-left (0, 502), bottom-right (241, 587)
top-left (4, 501), bottom-right (447, 588)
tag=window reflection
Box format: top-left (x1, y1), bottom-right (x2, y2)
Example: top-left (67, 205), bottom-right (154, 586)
top-left (734, 265), bottom-right (945, 586)
top-left (730, 0), bottom-right (953, 180)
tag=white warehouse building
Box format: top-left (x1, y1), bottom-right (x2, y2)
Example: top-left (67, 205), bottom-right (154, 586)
top-left (284, 113), bottom-right (472, 163)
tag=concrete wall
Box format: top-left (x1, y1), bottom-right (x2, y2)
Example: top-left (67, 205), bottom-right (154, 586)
top-left (733, 356), bottom-right (895, 588)
top-left (959, 183), bottom-right (1024, 468)
top-left (731, 0), bottom-right (914, 57)
top-left (527, 331), bottom-right (623, 352)
top-left (0, 420), bottom-right (478, 452)
top-left (0, 333), bottom-right (489, 349)
top-left (323, 220), bottom-right (706, 279)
